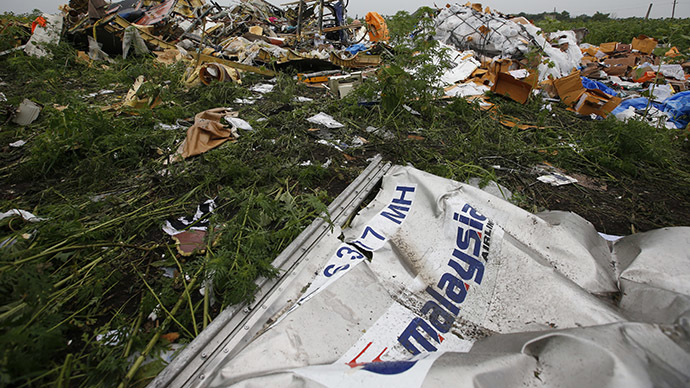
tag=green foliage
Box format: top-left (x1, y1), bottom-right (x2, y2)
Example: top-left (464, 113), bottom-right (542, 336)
top-left (385, 7), bottom-right (436, 45)
top-left (208, 186), bottom-right (329, 308)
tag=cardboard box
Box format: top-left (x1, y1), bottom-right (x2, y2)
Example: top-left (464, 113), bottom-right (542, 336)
top-left (668, 79), bottom-right (689, 92)
top-left (573, 89), bottom-right (622, 118)
top-left (581, 63), bottom-right (605, 79)
top-left (553, 71), bottom-right (583, 105)
top-left (552, 70), bottom-right (621, 117)
top-left (615, 43), bottom-right (631, 52)
top-left (604, 56), bottom-right (636, 67)
top-left (539, 79), bottom-right (559, 99)
top-left (583, 46), bottom-right (600, 57)
top-left (604, 65), bottom-right (628, 76)
top-left (632, 35), bottom-right (658, 54)
top-left (491, 72), bottom-right (535, 104)
top-left (599, 42), bottom-right (618, 54)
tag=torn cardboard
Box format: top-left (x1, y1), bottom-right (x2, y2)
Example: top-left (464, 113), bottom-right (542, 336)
top-left (553, 70), bottom-right (621, 117)
top-left (491, 72), bottom-right (535, 104)
top-left (632, 35), bottom-right (658, 55)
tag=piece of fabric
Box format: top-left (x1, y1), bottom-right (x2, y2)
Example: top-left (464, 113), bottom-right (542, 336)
top-left (180, 108), bottom-right (239, 158)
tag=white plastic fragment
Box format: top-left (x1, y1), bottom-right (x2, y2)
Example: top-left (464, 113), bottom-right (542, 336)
top-left (155, 123), bottom-right (185, 131)
top-left (365, 126), bottom-right (395, 140)
top-left (609, 76), bottom-right (640, 89)
top-left (509, 69), bottom-right (529, 79)
top-left (87, 36), bottom-right (114, 62)
top-left (614, 106), bottom-right (637, 121)
top-left (648, 84), bottom-right (674, 101)
top-left (162, 199), bottom-right (215, 236)
top-left (122, 25), bottom-right (150, 59)
top-left (439, 47), bottom-right (480, 85)
top-left (12, 99), bottom-right (42, 126)
top-left (294, 96), bottom-right (314, 102)
top-left (148, 305), bottom-right (160, 321)
top-left (84, 89), bottom-right (115, 99)
top-left (0, 209), bottom-right (46, 222)
top-left (316, 139), bottom-right (344, 152)
top-left (250, 83), bottom-right (274, 93)
top-left (161, 267), bottom-right (176, 278)
top-left (403, 105), bottom-right (421, 116)
top-left (445, 83), bottom-right (489, 98)
top-left (537, 173), bottom-right (578, 186)
top-left (307, 112), bottom-right (344, 129)
top-left (9, 140), bottom-right (26, 147)
top-left (96, 330), bottom-right (124, 346)
top-left (225, 117), bottom-right (253, 131)
top-left (233, 98), bottom-right (257, 104)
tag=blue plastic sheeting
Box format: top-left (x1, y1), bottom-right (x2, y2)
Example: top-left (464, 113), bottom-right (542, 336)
top-left (346, 43), bottom-right (369, 55)
top-left (581, 77), bottom-right (617, 96)
top-left (611, 91), bottom-right (690, 129)
top-left (611, 98), bottom-right (662, 115)
top-left (663, 91), bottom-right (690, 129)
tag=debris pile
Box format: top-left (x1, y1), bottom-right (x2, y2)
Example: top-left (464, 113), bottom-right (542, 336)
top-left (432, 3), bottom-right (689, 128)
top-left (4, 1), bottom-right (688, 129)
top-left (54, 0), bottom-right (389, 84)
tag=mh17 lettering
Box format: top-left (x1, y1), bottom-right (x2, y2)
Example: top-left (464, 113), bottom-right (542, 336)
top-left (352, 185), bottom-right (416, 252)
top-left (397, 203), bottom-right (495, 355)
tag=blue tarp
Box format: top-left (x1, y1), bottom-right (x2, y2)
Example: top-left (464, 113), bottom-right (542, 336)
top-left (611, 91), bottom-right (690, 129)
top-left (581, 77), bottom-right (617, 96)
top-left (346, 43), bottom-right (369, 55)
top-left (663, 91), bottom-right (690, 129)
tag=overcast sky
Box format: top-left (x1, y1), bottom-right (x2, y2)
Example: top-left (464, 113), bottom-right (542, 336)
top-left (2, 0), bottom-right (687, 19)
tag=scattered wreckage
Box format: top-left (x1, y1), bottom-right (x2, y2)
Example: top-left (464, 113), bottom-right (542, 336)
top-left (3, 2), bottom-right (690, 387)
top-left (61, 0), bottom-right (388, 82)
top-left (7, 1), bottom-right (689, 129)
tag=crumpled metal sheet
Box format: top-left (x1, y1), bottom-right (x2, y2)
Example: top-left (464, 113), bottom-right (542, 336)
top-left (24, 13), bottom-right (63, 58)
top-left (197, 165), bottom-right (690, 388)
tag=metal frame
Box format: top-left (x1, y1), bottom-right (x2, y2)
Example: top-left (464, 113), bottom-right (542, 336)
top-left (148, 155), bottom-right (391, 387)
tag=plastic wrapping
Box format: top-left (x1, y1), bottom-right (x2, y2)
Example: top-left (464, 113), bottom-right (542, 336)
top-left (122, 26), bottom-right (150, 59)
top-left (581, 76), bottom-right (617, 96)
top-left (434, 5), bottom-right (581, 80)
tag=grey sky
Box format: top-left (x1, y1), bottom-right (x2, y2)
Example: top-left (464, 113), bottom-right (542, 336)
top-left (2, 0), bottom-right (687, 19)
